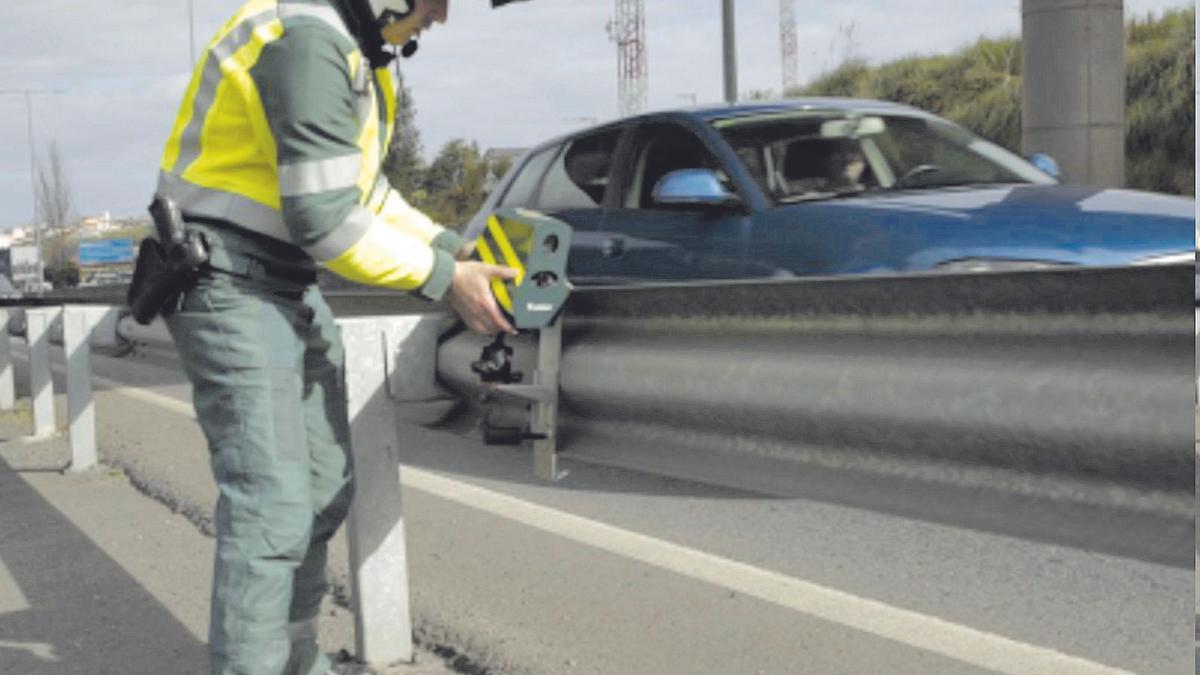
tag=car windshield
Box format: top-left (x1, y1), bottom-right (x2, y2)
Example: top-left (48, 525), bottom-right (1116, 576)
top-left (713, 111), bottom-right (1055, 203)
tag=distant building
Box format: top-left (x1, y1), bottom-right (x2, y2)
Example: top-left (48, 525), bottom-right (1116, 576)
top-left (79, 211), bottom-right (124, 238)
top-left (0, 245), bottom-right (43, 293)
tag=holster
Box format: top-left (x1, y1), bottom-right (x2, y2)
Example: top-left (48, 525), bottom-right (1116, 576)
top-left (127, 194), bottom-right (212, 325)
top-left (127, 238), bottom-right (195, 325)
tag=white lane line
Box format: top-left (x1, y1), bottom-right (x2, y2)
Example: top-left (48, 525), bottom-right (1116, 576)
top-left (95, 378), bottom-right (194, 417)
top-left (42, 359), bottom-right (1132, 675)
top-left (0, 555), bottom-right (31, 614)
top-left (11, 351), bottom-right (195, 418)
top-left (404, 470), bottom-right (1132, 675)
top-left (0, 640), bottom-right (58, 661)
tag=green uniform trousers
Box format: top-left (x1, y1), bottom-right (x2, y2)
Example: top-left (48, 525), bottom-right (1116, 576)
top-left (167, 262), bottom-right (353, 675)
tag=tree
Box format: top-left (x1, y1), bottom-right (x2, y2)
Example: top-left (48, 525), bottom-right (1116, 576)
top-left (422, 139), bottom-right (491, 228)
top-left (797, 8), bottom-right (1195, 195)
top-left (35, 140), bottom-right (73, 231)
top-left (382, 67), bottom-right (427, 199)
top-left (35, 140), bottom-right (78, 286)
top-left (47, 260), bottom-right (79, 289)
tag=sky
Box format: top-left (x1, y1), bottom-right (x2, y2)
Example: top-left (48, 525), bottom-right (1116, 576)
top-left (0, 0), bottom-right (1191, 229)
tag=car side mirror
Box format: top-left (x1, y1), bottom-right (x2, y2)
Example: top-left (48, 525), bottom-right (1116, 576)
top-left (652, 169), bottom-right (742, 210)
top-left (1028, 153), bottom-right (1061, 179)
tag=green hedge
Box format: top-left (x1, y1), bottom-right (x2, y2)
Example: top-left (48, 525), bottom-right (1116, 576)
top-left (794, 8), bottom-right (1195, 195)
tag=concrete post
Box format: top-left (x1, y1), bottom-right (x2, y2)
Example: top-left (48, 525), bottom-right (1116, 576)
top-left (25, 307), bottom-right (61, 438)
top-left (0, 309), bottom-right (15, 411)
top-left (63, 306), bottom-right (119, 472)
top-left (1021, 0), bottom-right (1125, 187)
top-left (337, 315), bottom-right (443, 667)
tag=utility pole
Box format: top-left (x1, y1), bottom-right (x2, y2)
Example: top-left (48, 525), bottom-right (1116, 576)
top-left (187, 0), bottom-right (197, 66)
top-left (0, 88), bottom-right (64, 291)
top-left (722, 0), bottom-right (737, 104)
top-left (779, 0), bottom-right (798, 93)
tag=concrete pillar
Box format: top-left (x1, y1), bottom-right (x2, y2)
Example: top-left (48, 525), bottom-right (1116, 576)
top-left (63, 306), bottom-right (119, 472)
top-left (1021, 0), bottom-right (1125, 187)
top-left (25, 307), bottom-right (61, 438)
top-left (0, 309), bottom-right (14, 411)
top-left (337, 315), bottom-right (443, 667)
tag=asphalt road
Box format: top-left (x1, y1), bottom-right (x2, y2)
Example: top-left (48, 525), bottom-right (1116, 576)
top-left (5, 341), bottom-right (1193, 675)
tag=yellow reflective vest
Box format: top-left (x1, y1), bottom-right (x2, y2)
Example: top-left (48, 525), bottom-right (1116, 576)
top-left (158, 0), bottom-right (460, 297)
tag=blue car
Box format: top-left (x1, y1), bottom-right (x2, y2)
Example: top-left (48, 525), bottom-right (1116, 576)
top-left (466, 99), bottom-right (1195, 283)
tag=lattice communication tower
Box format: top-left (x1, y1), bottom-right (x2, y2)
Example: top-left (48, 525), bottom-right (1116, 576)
top-left (607, 0), bottom-right (648, 117)
top-left (780, 0), bottom-right (799, 92)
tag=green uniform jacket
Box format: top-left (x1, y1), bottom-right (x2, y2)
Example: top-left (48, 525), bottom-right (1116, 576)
top-left (158, 0), bottom-right (462, 298)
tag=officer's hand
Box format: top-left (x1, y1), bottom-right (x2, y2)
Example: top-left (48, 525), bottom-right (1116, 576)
top-left (445, 261), bottom-right (518, 335)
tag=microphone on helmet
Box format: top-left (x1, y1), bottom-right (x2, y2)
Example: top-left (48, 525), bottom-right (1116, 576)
top-left (401, 39), bottom-right (419, 58)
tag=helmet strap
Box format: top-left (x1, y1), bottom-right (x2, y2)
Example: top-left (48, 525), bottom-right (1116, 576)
top-left (339, 0), bottom-right (397, 68)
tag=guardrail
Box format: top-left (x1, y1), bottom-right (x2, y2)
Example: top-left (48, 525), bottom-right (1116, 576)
top-left (18, 265), bottom-right (1196, 498)
top-left (4, 262), bottom-right (1195, 658)
top-left (433, 264), bottom-right (1195, 564)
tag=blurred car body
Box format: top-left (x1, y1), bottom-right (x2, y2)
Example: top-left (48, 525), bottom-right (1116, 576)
top-left (467, 99), bottom-right (1194, 284)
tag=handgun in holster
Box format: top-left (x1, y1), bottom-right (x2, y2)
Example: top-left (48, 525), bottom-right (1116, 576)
top-left (468, 208), bottom-right (573, 480)
top-left (126, 195), bottom-right (210, 325)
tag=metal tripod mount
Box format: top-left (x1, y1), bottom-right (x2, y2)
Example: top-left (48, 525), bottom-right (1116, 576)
top-left (473, 320), bottom-right (564, 481)
top-left (470, 209), bottom-right (573, 481)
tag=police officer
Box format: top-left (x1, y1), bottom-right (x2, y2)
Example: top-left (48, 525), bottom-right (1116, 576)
top-left (155, 1), bottom-right (526, 673)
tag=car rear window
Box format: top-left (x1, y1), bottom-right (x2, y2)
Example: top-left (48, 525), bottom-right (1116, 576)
top-left (533, 128), bottom-right (623, 211)
top-left (498, 145), bottom-right (558, 209)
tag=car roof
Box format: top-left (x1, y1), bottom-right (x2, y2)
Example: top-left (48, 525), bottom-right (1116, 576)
top-left (528, 98), bottom-right (934, 153)
top-left (685, 98), bottom-right (929, 122)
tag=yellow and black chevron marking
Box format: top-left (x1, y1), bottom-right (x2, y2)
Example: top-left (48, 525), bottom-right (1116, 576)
top-left (475, 214), bottom-right (529, 314)
top-left (473, 208), bottom-right (573, 330)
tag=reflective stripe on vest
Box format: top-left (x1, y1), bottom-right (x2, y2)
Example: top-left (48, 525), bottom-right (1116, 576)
top-left (278, 153), bottom-right (363, 197)
top-left (158, 0), bottom-right (396, 257)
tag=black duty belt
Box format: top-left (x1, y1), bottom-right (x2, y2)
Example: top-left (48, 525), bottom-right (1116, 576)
top-left (206, 247), bottom-right (318, 287)
top-left (184, 215), bottom-right (318, 287)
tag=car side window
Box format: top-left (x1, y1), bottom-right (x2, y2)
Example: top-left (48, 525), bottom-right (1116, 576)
top-left (498, 145), bottom-right (558, 209)
top-left (533, 128), bottom-right (622, 211)
top-left (624, 124), bottom-right (725, 209)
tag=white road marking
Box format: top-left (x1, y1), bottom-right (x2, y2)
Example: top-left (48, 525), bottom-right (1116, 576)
top-left (11, 352), bottom-right (193, 417)
top-left (0, 557), bottom-right (30, 614)
top-left (0, 640), bottom-right (59, 661)
top-left (27, 352), bottom-right (1135, 675)
top-left (403, 470), bottom-right (1133, 675)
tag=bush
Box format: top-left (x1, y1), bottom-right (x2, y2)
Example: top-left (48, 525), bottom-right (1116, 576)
top-left (798, 8), bottom-right (1195, 195)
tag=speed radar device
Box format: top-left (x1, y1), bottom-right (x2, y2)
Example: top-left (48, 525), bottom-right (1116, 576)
top-left (474, 208), bottom-right (572, 329)
top-left (470, 208), bottom-right (573, 481)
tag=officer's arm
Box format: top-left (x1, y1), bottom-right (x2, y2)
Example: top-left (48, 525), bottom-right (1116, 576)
top-left (251, 24), bottom-right (454, 300)
top-left (375, 188), bottom-right (468, 257)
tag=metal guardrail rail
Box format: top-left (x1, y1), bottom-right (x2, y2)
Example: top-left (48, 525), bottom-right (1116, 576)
top-left (5, 263), bottom-right (1194, 618)
top-left (438, 265), bottom-right (1192, 485)
top-left (433, 264), bottom-right (1195, 565)
top-left (20, 264), bottom-right (1196, 493)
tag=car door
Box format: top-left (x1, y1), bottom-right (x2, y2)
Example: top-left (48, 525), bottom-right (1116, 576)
top-left (523, 126), bottom-right (625, 284)
top-left (601, 120), bottom-right (762, 282)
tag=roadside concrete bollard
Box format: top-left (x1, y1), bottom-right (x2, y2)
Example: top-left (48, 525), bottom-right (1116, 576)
top-left (63, 305), bottom-right (120, 472)
top-left (25, 307), bottom-right (61, 438)
top-left (0, 308), bottom-right (15, 411)
top-left (337, 314), bottom-right (443, 667)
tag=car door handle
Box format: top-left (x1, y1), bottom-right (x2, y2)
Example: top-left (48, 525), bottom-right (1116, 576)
top-left (601, 236), bottom-right (626, 258)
